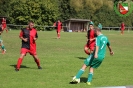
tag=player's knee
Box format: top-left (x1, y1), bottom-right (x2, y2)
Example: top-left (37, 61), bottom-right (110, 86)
top-left (90, 50), bottom-right (94, 54)
top-left (82, 64), bottom-right (87, 70)
top-left (33, 54), bottom-right (38, 59)
top-left (20, 54), bottom-right (25, 59)
top-left (89, 67), bottom-right (94, 73)
top-left (84, 46), bottom-right (88, 50)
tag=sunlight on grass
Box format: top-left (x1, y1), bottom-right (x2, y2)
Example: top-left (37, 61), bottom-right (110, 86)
top-left (0, 30), bottom-right (133, 88)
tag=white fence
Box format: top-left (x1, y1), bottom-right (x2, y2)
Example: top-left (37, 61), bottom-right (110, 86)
top-left (7, 24), bottom-right (133, 31)
top-left (7, 24), bottom-right (68, 31)
top-left (103, 27), bottom-right (133, 32)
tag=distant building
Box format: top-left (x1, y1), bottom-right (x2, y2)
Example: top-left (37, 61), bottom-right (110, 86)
top-left (64, 18), bottom-right (90, 32)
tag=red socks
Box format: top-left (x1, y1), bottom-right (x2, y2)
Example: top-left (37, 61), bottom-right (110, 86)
top-left (6, 30), bottom-right (8, 33)
top-left (16, 58), bottom-right (23, 69)
top-left (16, 58), bottom-right (40, 70)
top-left (58, 34), bottom-right (60, 38)
top-left (34, 59), bottom-right (40, 67)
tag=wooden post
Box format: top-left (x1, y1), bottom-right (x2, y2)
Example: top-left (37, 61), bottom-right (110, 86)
top-left (86, 22), bottom-right (88, 32)
top-left (68, 21), bottom-right (71, 31)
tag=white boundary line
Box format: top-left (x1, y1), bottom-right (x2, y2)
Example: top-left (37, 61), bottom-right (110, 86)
top-left (94, 86), bottom-right (133, 88)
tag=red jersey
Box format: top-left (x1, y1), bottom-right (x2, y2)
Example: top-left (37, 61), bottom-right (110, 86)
top-left (87, 29), bottom-right (96, 44)
top-left (19, 28), bottom-right (38, 51)
top-left (121, 23), bottom-right (125, 30)
top-left (54, 22), bottom-right (62, 31)
top-left (2, 18), bottom-right (6, 28)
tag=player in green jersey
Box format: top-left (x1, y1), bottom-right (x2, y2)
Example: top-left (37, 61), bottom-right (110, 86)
top-left (98, 22), bottom-right (102, 30)
top-left (70, 27), bottom-right (114, 85)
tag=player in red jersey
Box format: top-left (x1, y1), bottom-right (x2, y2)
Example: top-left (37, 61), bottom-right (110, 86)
top-left (15, 21), bottom-right (42, 71)
top-left (84, 22), bottom-right (96, 55)
top-left (120, 22), bottom-right (125, 35)
top-left (53, 20), bottom-right (62, 39)
top-left (2, 18), bottom-right (8, 33)
top-left (0, 24), bottom-right (6, 54)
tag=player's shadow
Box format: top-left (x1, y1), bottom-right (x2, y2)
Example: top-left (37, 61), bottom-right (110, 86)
top-left (52, 38), bottom-right (57, 39)
top-left (76, 57), bottom-right (86, 60)
top-left (52, 37), bottom-right (60, 39)
top-left (10, 65), bottom-right (30, 69)
top-left (80, 77), bottom-right (88, 83)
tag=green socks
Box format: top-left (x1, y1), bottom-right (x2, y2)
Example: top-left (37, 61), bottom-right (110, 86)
top-left (87, 72), bottom-right (93, 82)
top-left (75, 69), bottom-right (93, 82)
top-left (76, 69), bottom-right (85, 79)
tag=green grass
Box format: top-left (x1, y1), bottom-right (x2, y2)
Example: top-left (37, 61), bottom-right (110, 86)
top-left (0, 30), bottom-right (133, 88)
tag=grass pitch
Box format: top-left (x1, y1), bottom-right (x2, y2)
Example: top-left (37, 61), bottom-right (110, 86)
top-left (0, 30), bottom-right (133, 88)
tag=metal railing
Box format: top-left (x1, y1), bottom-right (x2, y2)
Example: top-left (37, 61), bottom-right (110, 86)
top-left (102, 27), bottom-right (133, 32)
top-left (7, 24), bottom-right (68, 30)
top-left (7, 24), bottom-right (133, 31)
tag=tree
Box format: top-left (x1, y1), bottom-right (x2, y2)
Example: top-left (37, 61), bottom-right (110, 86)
top-left (6, 0), bottom-right (59, 30)
top-left (0, 0), bottom-right (11, 16)
top-left (0, 0), bottom-right (133, 29)
top-left (58, 0), bottom-right (76, 21)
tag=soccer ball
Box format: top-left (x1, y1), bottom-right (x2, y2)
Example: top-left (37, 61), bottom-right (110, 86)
top-left (72, 76), bottom-right (80, 83)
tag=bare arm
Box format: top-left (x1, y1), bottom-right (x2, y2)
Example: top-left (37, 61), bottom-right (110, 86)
top-left (34, 32), bottom-right (38, 41)
top-left (19, 36), bottom-right (28, 42)
top-left (90, 38), bottom-right (96, 41)
top-left (107, 45), bottom-right (114, 55)
top-left (34, 37), bottom-right (37, 41)
top-left (94, 46), bottom-right (99, 58)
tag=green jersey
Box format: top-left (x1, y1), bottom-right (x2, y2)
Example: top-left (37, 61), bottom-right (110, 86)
top-left (98, 23), bottom-right (102, 30)
top-left (84, 34), bottom-right (110, 68)
top-left (96, 34), bottom-right (110, 58)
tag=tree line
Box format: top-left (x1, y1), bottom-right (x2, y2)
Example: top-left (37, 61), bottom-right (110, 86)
top-left (0, 0), bottom-right (133, 30)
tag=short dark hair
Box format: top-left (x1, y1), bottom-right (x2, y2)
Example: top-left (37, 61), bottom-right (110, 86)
top-left (89, 24), bottom-right (93, 26)
top-left (28, 20), bottom-right (34, 24)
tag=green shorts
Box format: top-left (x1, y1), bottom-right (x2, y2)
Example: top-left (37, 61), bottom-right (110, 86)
top-left (84, 54), bottom-right (104, 68)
